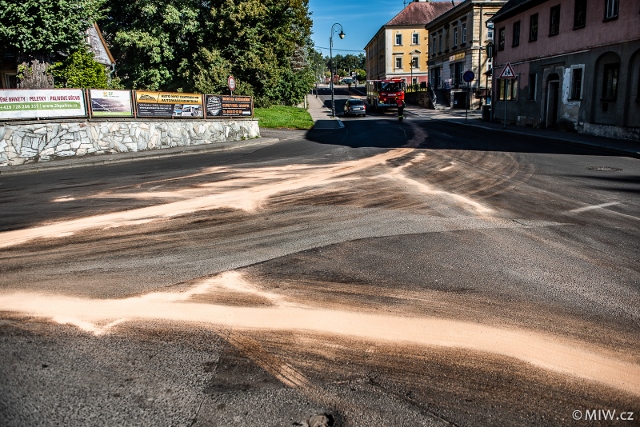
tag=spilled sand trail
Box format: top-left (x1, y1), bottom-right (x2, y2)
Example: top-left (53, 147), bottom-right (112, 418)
top-left (0, 148), bottom-right (496, 249)
top-left (0, 271), bottom-right (638, 397)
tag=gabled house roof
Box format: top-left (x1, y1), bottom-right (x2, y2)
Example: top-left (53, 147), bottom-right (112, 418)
top-left (87, 22), bottom-right (115, 67)
top-left (385, 1), bottom-right (457, 27)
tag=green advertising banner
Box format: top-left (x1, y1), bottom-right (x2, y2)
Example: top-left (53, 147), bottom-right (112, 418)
top-left (89, 90), bottom-right (133, 117)
top-left (0, 89), bottom-right (86, 119)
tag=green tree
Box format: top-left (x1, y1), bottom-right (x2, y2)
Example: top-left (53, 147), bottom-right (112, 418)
top-left (0, 0), bottom-right (105, 54)
top-left (49, 48), bottom-right (111, 88)
top-left (0, 0), bottom-right (106, 88)
top-left (101, 0), bottom-right (314, 106)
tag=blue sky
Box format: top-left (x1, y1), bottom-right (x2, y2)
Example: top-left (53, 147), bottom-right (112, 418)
top-left (308, 0), bottom-right (452, 56)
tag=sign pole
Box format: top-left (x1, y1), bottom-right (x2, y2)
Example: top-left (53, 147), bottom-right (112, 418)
top-left (466, 83), bottom-right (469, 123)
top-left (228, 75), bottom-right (236, 96)
top-left (504, 79), bottom-right (508, 129)
top-left (497, 63), bottom-right (515, 129)
top-left (462, 70), bottom-right (475, 124)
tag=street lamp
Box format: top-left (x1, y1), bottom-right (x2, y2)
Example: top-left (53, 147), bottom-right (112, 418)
top-left (330, 23), bottom-right (345, 117)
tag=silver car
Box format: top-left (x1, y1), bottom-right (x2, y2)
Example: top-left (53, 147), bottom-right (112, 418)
top-left (343, 98), bottom-right (366, 117)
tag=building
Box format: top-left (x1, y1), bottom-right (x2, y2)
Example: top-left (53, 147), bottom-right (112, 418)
top-left (426, 0), bottom-right (506, 109)
top-left (365, 0), bottom-right (455, 88)
top-left (489, 0), bottom-right (640, 140)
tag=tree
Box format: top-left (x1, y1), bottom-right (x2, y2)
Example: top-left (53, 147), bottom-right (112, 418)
top-left (49, 48), bottom-right (113, 89)
top-left (0, 0), bottom-right (106, 88)
top-left (101, 0), bottom-right (315, 107)
top-left (0, 0), bottom-right (105, 54)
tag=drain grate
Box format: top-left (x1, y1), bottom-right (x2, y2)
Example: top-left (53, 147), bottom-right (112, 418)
top-left (587, 166), bottom-right (622, 172)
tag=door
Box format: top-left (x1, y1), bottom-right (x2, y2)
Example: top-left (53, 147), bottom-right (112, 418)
top-left (546, 78), bottom-right (559, 128)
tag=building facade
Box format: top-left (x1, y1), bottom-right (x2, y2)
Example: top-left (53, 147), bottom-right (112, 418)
top-left (365, 0), bottom-right (454, 88)
top-left (426, 0), bottom-right (506, 109)
top-left (490, 0), bottom-right (640, 140)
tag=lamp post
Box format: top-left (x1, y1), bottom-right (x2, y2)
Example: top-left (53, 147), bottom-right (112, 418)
top-left (330, 23), bottom-right (345, 117)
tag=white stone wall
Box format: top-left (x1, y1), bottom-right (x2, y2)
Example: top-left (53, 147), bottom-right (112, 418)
top-left (0, 119), bottom-right (260, 167)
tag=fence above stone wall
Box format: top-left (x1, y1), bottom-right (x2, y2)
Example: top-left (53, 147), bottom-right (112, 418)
top-left (0, 118), bottom-right (260, 167)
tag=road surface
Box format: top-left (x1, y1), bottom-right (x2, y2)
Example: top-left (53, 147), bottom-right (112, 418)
top-left (1, 93), bottom-right (639, 426)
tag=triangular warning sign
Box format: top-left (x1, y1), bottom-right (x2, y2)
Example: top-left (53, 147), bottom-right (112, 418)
top-left (499, 62), bottom-right (516, 79)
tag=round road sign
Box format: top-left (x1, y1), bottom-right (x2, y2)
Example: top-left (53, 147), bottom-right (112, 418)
top-left (463, 70), bottom-right (475, 83)
top-left (228, 75), bottom-right (236, 91)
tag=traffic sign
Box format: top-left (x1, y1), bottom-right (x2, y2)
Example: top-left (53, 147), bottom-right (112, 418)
top-left (462, 70), bottom-right (475, 83)
top-left (498, 62), bottom-right (516, 79)
top-left (228, 75), bottom-right (236, 91)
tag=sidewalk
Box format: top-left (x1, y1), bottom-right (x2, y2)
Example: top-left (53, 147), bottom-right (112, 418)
top-left (406, 104), bottom-right (640, 159)
top-left (307, 86), bottom-right (638, 159)
top-left (306, 93), bottom-right (344, 130)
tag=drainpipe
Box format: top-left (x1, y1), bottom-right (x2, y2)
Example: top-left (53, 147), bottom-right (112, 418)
top-left (478, 5), bottom-right (483, 107)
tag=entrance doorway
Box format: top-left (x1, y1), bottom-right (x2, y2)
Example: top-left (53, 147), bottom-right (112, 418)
top-left (545, 74), bottom-right (559, 128)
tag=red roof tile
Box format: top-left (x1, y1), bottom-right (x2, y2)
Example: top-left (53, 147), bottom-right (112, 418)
top-left (386, 1), bottom-right (458, 26)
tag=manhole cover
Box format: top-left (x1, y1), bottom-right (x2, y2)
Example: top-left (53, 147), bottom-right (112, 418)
top-left (587, 166), bottom-right (622, 172)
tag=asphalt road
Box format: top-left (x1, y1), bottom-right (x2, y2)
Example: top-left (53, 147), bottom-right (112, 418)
top-left (1, 92), bottom-right (639, 426)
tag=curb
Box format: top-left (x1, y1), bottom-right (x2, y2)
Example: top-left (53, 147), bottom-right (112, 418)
top-left (0, 138), bottom-right (280, 176)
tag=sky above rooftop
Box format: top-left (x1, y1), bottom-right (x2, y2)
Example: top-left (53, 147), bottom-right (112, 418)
top-left (308, 0), bottom-right (454, 56)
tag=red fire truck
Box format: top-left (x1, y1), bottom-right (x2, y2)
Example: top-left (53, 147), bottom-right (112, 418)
top-left (366, 79), bottom-right (407, 111)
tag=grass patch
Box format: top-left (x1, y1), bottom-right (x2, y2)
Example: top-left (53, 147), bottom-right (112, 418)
top-left (254, 105), bottom-right (314, 129)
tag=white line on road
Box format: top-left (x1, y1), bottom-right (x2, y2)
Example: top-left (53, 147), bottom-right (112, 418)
top-left (568, 202), bottom-right (620, 213)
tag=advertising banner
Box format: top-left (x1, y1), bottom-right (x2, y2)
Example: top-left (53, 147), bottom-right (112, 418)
top-left (135, 91), bottom-right (203, 118)
top-left (89, 90), bottom-right (133, 117)
top-left (205, 95), bottom-right (253, 117)
top-left (0, 89), bottom-right (86, 119)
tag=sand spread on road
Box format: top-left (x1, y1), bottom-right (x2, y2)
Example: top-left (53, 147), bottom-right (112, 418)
top-left (0, 148), bottom-right (494, 249)
top-left (0, 271), bottom-right (638, 397)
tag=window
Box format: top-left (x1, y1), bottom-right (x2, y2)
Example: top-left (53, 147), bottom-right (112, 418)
top-left (529, 14), bottom-right (538, 41)
top-left (432, 36), bottom-right (437, 54)
top-left (498, 27), bottom-right (505, 50)
top-left (570, 66), bottom-right (584, 100)
top-left (412, 33), bottom-right (419, 45)
top-left (395, 33), bottom-right (402, 45)
top-left (395, 57), bottom-right (403, 69)
top-left (604, 0), bottom-right (619, 20)
top-left (602, 63), bottom-right (619, 100)
top-left (438, 33), bottom-right (442, 52)
top-left (574, 0), bottom-right (587, 28)
top-left (549, 5), bottom-right (560, 36)
top-left (412, 57), bottom-right (419, 69)
top-left (453, 27), bottom-right (458, 46)
top-left (512, 21), bottom-right (521, 47)
top-left (3, 73), bottom-right (18, 89)
top-left (462, 23), bottom-right (467, 43)
top-left (527, 73), bottom-right (537, 100)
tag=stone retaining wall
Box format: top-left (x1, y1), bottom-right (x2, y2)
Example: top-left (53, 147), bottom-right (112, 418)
top-left (0, 119), bottom-right (260, 167)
